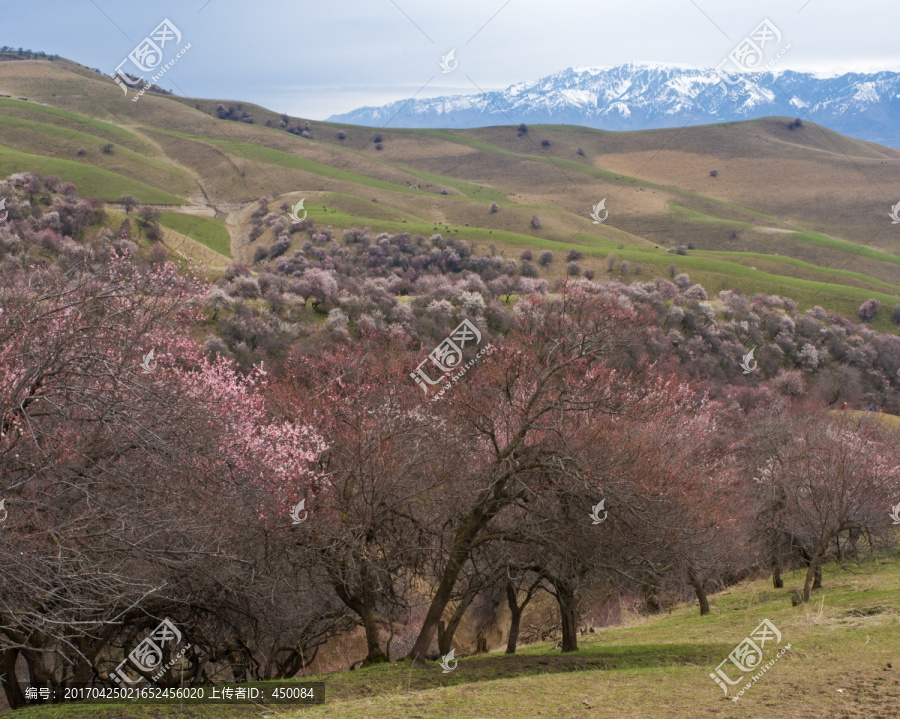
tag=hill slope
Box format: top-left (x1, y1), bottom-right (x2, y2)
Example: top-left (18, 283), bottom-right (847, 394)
top-left (11, 554), bottom-right (900, 718)
top-left (1, 57), bottom-right (900, 330)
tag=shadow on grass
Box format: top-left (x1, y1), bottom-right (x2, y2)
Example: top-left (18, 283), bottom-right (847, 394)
top-left (322, 642), bottom-right (734, 702)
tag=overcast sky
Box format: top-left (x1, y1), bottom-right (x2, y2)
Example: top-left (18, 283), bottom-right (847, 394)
top-left (6, 0), bottom-right (900, 119)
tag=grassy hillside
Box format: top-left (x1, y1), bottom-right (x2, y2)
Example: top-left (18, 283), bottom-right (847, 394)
top-left (157, 212), bottom-right (231, 257)
top-left (2, 58), bottom-right (900, 330)
top-left (12, 553), bottom-right (900, 718)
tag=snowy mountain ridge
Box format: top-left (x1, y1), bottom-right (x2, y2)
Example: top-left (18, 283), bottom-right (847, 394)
top-left (327, 64), bottom-right (900, 148)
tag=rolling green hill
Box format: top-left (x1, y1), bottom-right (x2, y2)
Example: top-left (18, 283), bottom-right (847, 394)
top-left (2, 57), bottom-right (900, 330)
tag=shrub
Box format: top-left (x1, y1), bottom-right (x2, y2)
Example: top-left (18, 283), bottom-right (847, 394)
top-left (374, 143), bottom-right (383, 151)
top-left (858, 299), bottom-right (880, 321)
top-left (619, 261), bottom-right (629, 275)
top-left (684, 284), bottom-right (708, 301)
top-left (538, 250), bottom-right (553, 267)
top-left (674, 273), bottom-right (691, 289)
top-left (300, 130), bottom-right (310, 138)
top-left (520, 249), bottom-right (533, 261)
top-left (541, 138), bottom-right (551, 147)
top-left (583, 268), bottom-right (595, 280)
top-left (269, 236), bottom-right (291, 259)
top-left (147, 243), bottom-right (168, 265)
top-left (606, 254), bottom-right (618, 273)
top-left (230, 275), bottom-right (262, 299)
top-left (101, 143), bottom-right (114, 154)
top-left (253, 245), bottom-right (269, 263)
top-left (440, 188), bottom-right (449, 195)
top-left (667, 264), bottom-right (677, 278)
top-left (337, 130), bottom-right (346, 141)
top-left (137, 205), bottom-right (161, 226)
top-left (76, 147), bottom-right (87, 157)
top-left (576, 147), bottom-right (585, 157)
top-left (566, 262), bottom-right (580, 276)
top-left (772, 368), bottom-right (805, 397)
top-left (489, 202), bottom-right (500, 213)
top-left (225, 262), bottom-right (252, 280)
top-left (145, 223), bottom-right (162, 243)
top-left (892, 305), bottom-right (900, 325)
top-left (530, 215), bottom-right (542, 229)
top-left (372, 133), bottom-right (383, 143)
top-left (117, 195), bottom-right (139, 213)
top-left (709, 169), bottom-right (718, 178)
top-left (788, 118), bottom-right (803, 130)
top-left (517, 123), bottom-right (528, 136)
top-left (566, 248), bottom-right (582, 262)
top-left (520, 260), bottom-right (539, 278)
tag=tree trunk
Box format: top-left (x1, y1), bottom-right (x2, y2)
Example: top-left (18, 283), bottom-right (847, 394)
top-left (22, 649), bottom-right (50, 689)
top-left (408, 557), bottom-right (463, 662)
top-left (360, 604), bottom-right (388, 665)
top-left (438, 590), bottom-right (476, 656)
top-left (475, 632), bottom-right (488, 654)
top-left (506, 606), bottom-right (523, 654)
top-left (771, 558), bottom-right (783, 589)
top-left (642, 582), bottom-right (661, 614)
top-left (802, 545), bottom-right (827, 602)
top-left (505, 579), bottom-right (540, 655)
top-left (554, 580), bottom-right (579, 653)
top-left (333, 582), bottom-right (387, 666)
top-left (506, 580), bottom-right (523, 655)
top-left (687, 569), bottom-right (710, 616)
top-left (0, 649), bottom-right (25, 709)
top-left (770, 535), bottom-right (784, 588)
top-left (408, 504), bottom-right (497, 662)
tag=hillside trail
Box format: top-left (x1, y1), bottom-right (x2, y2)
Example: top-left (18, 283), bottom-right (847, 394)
top-left (120, 123), bottom-right (259, 258)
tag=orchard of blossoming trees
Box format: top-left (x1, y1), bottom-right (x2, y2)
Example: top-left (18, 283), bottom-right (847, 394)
top-left (0, 174), bottom-right (898, 705)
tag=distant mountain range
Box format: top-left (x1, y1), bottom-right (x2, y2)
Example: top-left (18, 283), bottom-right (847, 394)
top-left (327, 64), bottom-right (900, 148)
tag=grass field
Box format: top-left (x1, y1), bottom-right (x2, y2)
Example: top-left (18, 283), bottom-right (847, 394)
top-left (11, 553), bottom-right (899, 718)
top-left (0, 144), bottom-right (186, 204)
top-left (158, 212), bottom-right (231, 257)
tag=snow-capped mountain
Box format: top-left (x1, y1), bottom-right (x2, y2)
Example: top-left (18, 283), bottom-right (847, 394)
top-left (327, 64), bottom-right (900, 148)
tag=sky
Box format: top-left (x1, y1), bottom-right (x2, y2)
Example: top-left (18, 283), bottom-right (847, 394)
top-left (5, 0), bottom-right (900, 119)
